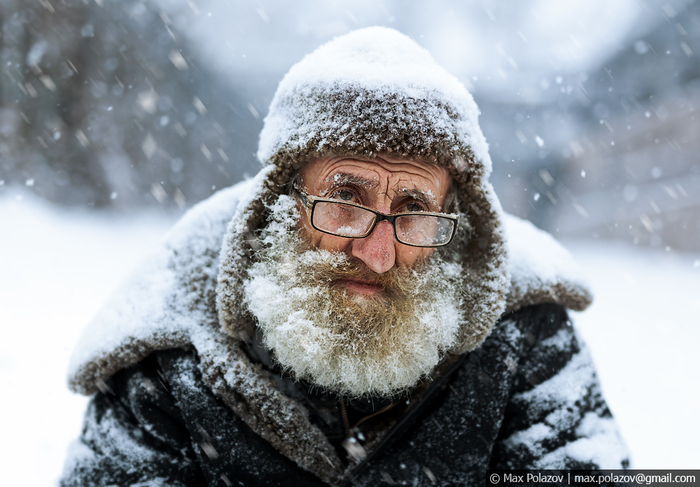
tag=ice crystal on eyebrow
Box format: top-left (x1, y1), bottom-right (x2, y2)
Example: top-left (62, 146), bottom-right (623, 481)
top-left (398, 187), bottom-right (438, 208)
top-left (318, 173), bottom-right (376, 197)
top-left (328, 173), bottom-right (376, 187)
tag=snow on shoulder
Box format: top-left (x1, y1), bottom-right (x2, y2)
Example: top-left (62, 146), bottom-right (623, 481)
top-left (66, 177), bottom-right (260, 395)
top-left (504, 214), bottom-right (592, 313)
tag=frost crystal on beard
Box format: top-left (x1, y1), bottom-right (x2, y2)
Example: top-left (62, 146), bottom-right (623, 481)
top-left (242, 195), bottom-right (465, 398)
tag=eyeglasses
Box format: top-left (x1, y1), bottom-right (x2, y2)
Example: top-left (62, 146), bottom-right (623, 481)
top-left (293, 185), bottom-right (459, 248)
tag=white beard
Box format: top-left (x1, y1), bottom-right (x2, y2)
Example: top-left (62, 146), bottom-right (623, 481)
top-left (242, 195), bottom-right (465, 398)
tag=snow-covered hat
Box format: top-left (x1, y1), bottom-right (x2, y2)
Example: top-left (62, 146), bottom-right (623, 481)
top-left (257, 26), bottom-right (492, 181)
top-left (218, 27), bottom-right (510, 353)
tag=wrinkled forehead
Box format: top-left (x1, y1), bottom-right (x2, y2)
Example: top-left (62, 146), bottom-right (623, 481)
top-left (300, 155), bottom-right (452, 200)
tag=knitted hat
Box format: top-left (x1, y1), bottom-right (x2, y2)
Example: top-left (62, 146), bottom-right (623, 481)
top-left (217, 27), bottom-right (510, 353)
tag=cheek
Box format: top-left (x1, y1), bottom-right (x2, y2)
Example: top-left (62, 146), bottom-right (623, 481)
top-left (395, 245), bottom-right (434, 267)
top-left (298, 217), bottom-right (351, 252)
top-left (316, 233), bottom-right (353, 253)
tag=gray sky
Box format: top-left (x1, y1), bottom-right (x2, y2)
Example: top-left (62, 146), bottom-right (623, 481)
top-left (182, 0), bottom-right (687, 101)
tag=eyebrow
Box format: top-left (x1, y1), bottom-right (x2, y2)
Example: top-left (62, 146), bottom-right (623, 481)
top-left (323, 172), bottom-right (378, 192)
top-left (323, 172), bottom-right (440, 210)
top-left (396, 188), bottom-right (439, 210)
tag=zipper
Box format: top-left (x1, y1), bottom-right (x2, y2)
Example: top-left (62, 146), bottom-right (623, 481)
top-left (339, 353), bottom-right (468, 486)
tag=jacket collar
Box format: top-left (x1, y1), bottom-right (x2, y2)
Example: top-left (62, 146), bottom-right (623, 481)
top-left (67, 177), bottom-right (592, 484)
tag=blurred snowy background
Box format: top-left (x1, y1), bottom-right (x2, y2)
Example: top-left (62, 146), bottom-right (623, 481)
top-left (1, 0), bottom-right (699, 484)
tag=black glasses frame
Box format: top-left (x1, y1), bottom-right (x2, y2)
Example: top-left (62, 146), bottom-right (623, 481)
top-left (293, 186), bottom-right (459, 248)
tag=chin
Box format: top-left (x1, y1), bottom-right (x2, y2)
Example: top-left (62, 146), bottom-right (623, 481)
top-left (242, 195), bottom-right (466, 397)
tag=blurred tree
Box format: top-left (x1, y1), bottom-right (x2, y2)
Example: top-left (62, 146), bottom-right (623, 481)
top-left (0, 0), bottom-right (261, 209)
top-left (2, 0), bottom-right (697, 251)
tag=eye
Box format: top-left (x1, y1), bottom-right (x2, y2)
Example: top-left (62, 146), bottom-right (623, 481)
top-left (402, 200), bottom-right (427, 212)
top-left (331, 189), bottom-right (358, 202)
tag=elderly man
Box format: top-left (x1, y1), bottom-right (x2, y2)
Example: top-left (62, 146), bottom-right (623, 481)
top-left (61, 27), bottom-right (629, 486)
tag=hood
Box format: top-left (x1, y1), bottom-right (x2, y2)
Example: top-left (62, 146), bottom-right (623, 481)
top-left (217, 26), bottom-right (510, 354)
top-left (66, 26), bottom-right (592, 484)
top-left (67, 24), bottom-right (592, 402)
top-left (66, 180), bottom-right (591, 485)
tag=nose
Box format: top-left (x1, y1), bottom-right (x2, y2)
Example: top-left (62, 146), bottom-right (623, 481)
top-left (349, 220), bottom-right (396, 273)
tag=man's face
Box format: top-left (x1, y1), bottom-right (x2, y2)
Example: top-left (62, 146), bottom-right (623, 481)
top-left (242, 155), bottom-right (463, 398)
top-left (298, 155), bottom-right (453, 291)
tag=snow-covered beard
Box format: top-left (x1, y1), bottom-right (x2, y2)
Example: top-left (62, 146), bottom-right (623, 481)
top-left (242, 195), bottom-right (466, 398)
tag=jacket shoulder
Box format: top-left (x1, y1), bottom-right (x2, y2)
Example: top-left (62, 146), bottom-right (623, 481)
top-left (61, 349), bottom-right (205, 487)
top-left (67, 180), bottom-right (256, 396)
top-left (503, 214), bottom-right (592, 314)
top-left (62, 348), bottom-right (327, 487)
top-left (488, 303), bottom-right (630, 470)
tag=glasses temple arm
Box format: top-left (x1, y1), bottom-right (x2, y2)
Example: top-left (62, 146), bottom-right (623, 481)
top-left (293, 186), bottom-right (313, 208)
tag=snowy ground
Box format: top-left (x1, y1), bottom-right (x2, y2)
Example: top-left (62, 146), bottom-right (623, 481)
top-left (1, 192), bottom-right (698, 485)
top-left (0, 193), bottom-right (175, 486)
top-left (566, 239), bottom-right (700, 469)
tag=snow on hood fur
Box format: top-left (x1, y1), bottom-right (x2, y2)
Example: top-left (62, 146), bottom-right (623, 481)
top-left (66, 179), bottom-right (592, 484)
top-left (218, 26), bottom-right (508, 355)
top-left (66, 27), bottom-right (592, 484)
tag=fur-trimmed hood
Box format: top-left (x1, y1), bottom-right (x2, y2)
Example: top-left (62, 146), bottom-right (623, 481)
top-left (67, 176), bottom-right (592, 398)
top-left (219, 26), bottom-right (508, 355)
top-left (66, 27), bottom-right (592, 485)
top-left (66, 177), bottom-right (592, 484)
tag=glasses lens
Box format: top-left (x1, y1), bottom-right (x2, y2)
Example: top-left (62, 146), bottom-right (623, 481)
top-left (395, 215), bottom-right (454, 246)
top-left (313, 201), bottom-right (376, 237)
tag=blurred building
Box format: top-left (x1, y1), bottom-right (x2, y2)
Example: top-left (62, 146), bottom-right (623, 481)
top-left (1, 0), bottom-right (698, 252)
top-left (0, 0), bottom-right (260, 209)
top-left (547, 1), bottom-right (700, 252)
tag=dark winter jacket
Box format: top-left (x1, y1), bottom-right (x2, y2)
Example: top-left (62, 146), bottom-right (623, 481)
top-left (60, 180), bottom-right (628, 486)
top-left (61, 27), bottom-right (629, 487)
top-left (62, 303), bottom-right (627, 487)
